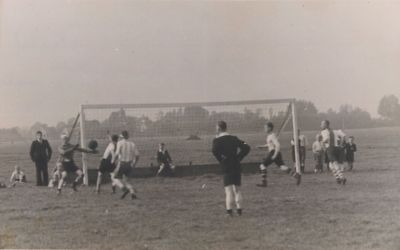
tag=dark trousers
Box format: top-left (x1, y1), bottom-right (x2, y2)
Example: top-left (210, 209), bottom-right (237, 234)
top-left (35, 161), bottom-right (49, 186)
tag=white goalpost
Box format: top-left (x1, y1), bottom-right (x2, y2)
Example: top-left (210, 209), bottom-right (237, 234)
top-left (79, 99), bottom-right (301, 185)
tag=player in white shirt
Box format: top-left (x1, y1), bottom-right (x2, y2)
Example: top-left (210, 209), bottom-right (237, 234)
top-left (320, 120), bottom-right (347, 184)
top-left (113, 130), bottom-right (140, 200)
top-left (312, 134), bottom-right (324, 173)
top-left (95, 134), bottom-right (119, 194)
top-left (256, 122), bottom-right (301, 187)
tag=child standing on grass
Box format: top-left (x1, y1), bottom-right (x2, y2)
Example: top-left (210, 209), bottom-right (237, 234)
top-left (10, 165), bottom-right (26, 187)
top-left (345, 136), bottom-right (357, 171)
top-left (312, 134), bottom-right (324, 173)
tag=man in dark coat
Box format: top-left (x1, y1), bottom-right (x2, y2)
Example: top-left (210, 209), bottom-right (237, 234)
top-left (30, 131), bottom-right (52, 186)
top-left (212, 121), bottom-right (250, 217)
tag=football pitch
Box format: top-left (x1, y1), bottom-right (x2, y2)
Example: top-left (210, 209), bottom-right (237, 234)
top-left (0, 127), bottom-right (399, 250)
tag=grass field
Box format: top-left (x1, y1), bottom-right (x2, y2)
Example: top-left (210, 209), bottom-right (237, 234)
top-left (0, 127), bottom-right (399, 249)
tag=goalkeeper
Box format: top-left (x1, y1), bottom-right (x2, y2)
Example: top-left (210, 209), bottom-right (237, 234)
top-left (56, 134), bottom-right (97, 194)
top-left (156, 143), bottom-right (175, 177)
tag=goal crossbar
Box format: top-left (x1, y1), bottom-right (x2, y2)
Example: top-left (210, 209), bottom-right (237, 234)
top-left (81, 98), bottom-right (295, 110)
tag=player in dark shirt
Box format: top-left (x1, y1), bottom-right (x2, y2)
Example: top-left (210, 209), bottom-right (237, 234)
top-left (212, 121), bottom-right (250, 217)
top-left (57, 134), bottom-right (97, 194)
top-left (156, 143), bottom-right (175, 177)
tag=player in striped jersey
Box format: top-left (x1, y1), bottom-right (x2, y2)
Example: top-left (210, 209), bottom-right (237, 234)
top-left (113, 130), bottom-right (139, 200)
top-left (320, 120), bottom-right (347, 184)
top-left (95, 134), bottom-right (119, 194)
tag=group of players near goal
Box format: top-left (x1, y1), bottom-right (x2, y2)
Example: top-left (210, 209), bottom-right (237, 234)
top-left (212, 119), bottom-right (356, 216)
top-left (10, 118), bottom-right (356, 217)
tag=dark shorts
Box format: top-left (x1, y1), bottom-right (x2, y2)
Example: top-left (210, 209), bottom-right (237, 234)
top-left (114, 162), bottom-right (132, 179)
top-left (336, 147), bottom-right (345, 164)
top-left (326, 147), bottom-right (337, 163)
top-left (224, 172), bottom-right (241, 186)
top-left (61, 161), bottom-right (79, 173)
top-left (99, 159), bottom-right (116, 174)
top-left (14, 177), bottom-right (26, 182)
top-left (263, 150), bottom-right (285, 167)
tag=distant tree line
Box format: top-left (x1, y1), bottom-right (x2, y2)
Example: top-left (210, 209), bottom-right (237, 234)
top-left (1, 95), bottom-right (399, 141)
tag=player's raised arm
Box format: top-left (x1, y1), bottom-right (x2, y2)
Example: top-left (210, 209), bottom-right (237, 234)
top-left (76, 145), bottom-right (97, 154)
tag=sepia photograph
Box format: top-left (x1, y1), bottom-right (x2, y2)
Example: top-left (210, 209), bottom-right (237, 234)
top-left (0, 0), bottom-right (399, 249)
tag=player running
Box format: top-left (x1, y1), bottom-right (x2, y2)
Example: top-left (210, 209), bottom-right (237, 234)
top-left (320, 120), bottom-right (347, 184)
top-left (57, 134), bottom-right (97, 194)
top-left (212, 121), bottom-right (250, 217)
top-left (95, 134), bottom-right (119, 194)
top-left (113, 130), bottom-right (139, 200)
top-left (257, 122), bottom-right (301, 187)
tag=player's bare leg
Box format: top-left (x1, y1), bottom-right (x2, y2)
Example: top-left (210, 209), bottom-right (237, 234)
top-left (120, 176), bottom-right (137, 200)
top-left (232, 185), bottom-right (243, 216)
top-left (224, 185), bottom-right (235, 216)
top-left (57, 171), bottom-right (68, 194)
top-left (156, 164), bottom-right (165, 176)
top-left (110, 173), bottom-right (116, 194)
top-left (72, 169), bottom-right (83, 191)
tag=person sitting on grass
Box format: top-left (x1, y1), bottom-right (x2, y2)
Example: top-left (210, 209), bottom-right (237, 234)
top-left (10, 165), bottom-right (26, 187)
top-left (156, 143), bottom-right (175, 177)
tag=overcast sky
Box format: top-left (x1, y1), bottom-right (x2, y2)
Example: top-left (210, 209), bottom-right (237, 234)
top-left (0, 0), bottom-right (399, 128)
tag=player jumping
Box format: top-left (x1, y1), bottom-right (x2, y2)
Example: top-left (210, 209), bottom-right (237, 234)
top-left (57, 134), bottom-right (97, 194)
top-left (257, 122), bottom-right (301, 187)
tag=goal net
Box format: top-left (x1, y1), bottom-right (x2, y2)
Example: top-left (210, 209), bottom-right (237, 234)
top-left (79, 99), bottom-right (301, 184)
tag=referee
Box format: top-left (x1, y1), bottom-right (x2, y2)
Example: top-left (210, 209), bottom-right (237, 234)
top-left (212, 121), bottom-right (250, 217)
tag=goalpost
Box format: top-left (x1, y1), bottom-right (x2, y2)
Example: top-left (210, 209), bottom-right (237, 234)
top-left (79, 99), bottom-right (301, 185)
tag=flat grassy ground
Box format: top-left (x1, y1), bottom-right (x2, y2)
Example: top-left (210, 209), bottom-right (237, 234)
top-left (0, 127), bottom-right (399, 250)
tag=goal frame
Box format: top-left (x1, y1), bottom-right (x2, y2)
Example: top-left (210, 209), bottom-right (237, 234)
top-left (79, 99), bottom-right (301, 185)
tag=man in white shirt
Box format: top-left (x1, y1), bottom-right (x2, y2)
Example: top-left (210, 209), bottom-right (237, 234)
top-left (312, 134), bottom-right (324, 173)
top-left (96, 134), bottom-right (119, 194)
top-left (257, 122), bottom-right (301, 187)
top-left (113, 130), bottom-right (140, 200)
top-left (320, 120), bottom-right (347, 185)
